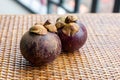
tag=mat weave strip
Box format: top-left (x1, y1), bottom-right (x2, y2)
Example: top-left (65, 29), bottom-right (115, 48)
top-left (0, 14), bottom-right (120, 80)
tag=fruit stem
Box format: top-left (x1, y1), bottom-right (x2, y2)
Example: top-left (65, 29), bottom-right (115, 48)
top-left (44, 20), bottom-right (57, 33)
top-left (65, 15), bottom-right (78, 23)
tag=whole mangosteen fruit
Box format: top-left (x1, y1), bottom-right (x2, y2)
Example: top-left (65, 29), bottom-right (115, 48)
top-left (56, 15), bottom-right (87, 52)
top-left (20, 20), bottom-right (61, 66)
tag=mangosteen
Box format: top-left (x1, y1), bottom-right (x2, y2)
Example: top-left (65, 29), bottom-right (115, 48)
top-left (20, 20), bottom-right (61, 66)
top-left (56, 15), bottom-right (87, 52)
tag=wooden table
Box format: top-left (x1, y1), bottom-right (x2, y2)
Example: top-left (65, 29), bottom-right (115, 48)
top-left (0, 14), bottom-right (120, 80)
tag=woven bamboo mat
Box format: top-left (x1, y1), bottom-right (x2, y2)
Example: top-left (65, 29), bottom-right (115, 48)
top-left (0, 14), bottom-right (120, 80)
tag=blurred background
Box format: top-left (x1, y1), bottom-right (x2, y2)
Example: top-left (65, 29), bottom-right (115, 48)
top-left (0, 0), bottom-right (119, 14)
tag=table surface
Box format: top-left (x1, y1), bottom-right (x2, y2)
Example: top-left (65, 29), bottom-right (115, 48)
top-left (0, 14), bottom-right (120, 80)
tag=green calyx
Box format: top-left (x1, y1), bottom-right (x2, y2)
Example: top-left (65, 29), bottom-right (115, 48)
top-left (29, 24), bottom-right (47, 35)
top-left (56, 15), bottom-right (80, 36)
top-left (29, 20), bottom-right (57, 35)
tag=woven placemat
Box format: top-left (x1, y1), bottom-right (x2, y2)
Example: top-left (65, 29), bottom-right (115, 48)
top-left (0, 14), bottom-right (120, 80)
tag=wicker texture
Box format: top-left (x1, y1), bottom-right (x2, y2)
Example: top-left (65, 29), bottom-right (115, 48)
top-left (0, 14), bottom-right (120, 80)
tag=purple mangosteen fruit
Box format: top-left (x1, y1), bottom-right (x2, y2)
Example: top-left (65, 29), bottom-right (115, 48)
top-left (56, 15), bottom-right (87, 52)
top-left (20, 20), bottom-right (61, 66)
